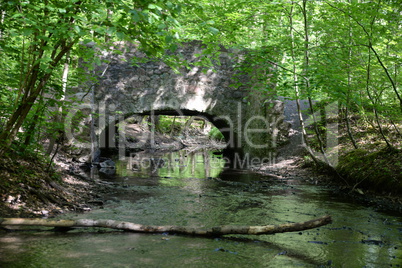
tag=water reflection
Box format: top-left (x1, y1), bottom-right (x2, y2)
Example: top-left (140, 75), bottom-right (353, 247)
top-left (0, 149), bottom-right (401, 267)
top-left (114, 150), bottom-right (226, 182)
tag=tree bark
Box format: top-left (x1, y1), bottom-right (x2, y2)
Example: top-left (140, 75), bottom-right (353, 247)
top-left (0, 215), bottom-right (332, 236)
top-left (287, 1), bottom-right (319, 165)
top-left (365, 47), bottom-right (393, 148)
top-left (345, 106), bottom-right (358, 149)
top-left (0, 39), bottom-right (76, 156)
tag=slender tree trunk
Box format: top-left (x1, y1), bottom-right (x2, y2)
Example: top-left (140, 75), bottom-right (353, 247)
top-left (182, 116), bottom-right (194, 136)
top-left (288, 1), bottom-right (319, 164)
top-left (345, 14), bottom-right (358, 149)
top-left (0, 10), bottom-right (4, 40)
top-left (0, 39), bottom-right (76, 156)
top-left (345, 106), bottom-right (358, 149)
top-left (169, 116), bottom-right (177, 135)
top-left (390, 119), bottom-right (402, 138)
top-left (365, 47), bottom-right (392, 148)
top-left (90, 65), bottom-right (109, 163)
top-left (301, 0), bottom-right (333, 166)
top-left (0, 91), bottom-right (43, 154)
top-left (148, 115), bottom-right (160, 132)
top-left (23, 94), bottom-right (45, 150)
top-left (369, 45), bottom-right (402, 112)
top-left (47, 52), bottom-right (70, 155)
top-left (90, 80), bottom-right (99, 163)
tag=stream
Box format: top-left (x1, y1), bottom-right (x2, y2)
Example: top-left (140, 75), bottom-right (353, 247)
top-left (0, 149), bottom-right (401, 267)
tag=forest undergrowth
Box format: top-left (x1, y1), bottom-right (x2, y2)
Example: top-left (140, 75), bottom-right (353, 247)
top-left (302, 111), bottom-right (402, 197)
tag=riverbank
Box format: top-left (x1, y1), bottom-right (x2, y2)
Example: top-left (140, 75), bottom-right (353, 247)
top-left (0, 122), bottom-right (226, 218)
top-left (1, 113), bottom-right (401, 217)
top-left (0, 150), bottom-right (96, 217)
top-left (1, 147), bottom-right (401, 219)
top-left (253, 155), bottom-right (402, 213)
top-left (2, 149), bottom-right (401, 267)
top-left (275, 99), bottom-right (402, 210)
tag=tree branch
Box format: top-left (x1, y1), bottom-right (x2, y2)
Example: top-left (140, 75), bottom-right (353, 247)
top-left (0, 215), bottom-right (332, 236)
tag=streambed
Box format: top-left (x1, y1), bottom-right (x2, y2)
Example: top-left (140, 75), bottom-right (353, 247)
top-left (0, 150), bottom-right (401, 267)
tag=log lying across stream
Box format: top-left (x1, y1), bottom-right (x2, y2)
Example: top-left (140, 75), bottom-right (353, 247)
top-left (0, 215), bottom-right (331, 236)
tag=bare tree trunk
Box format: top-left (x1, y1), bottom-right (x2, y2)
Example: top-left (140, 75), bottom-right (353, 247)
top-left (345, 106), bottom-right (358, 149)
top-left (0, 215), bottom-right (332, 236)
top-left (0, 10), bottom-right (4, 40)
top-left (299, 0), bottom-right (331, 165)
top-left (287, 2), bottom-right (319, 164)
top-left (81, 64), bottom-right (109, 163)
top-left (325, 1), bottom-right (402, 112)
top-left (345, 17), bottom-right (358, 149)
top-left (170, 116), bottom-right (177, 135)
top-left (23, 93), bottom-right (45, 150)
top-left (47, 52), bottom-right (70, 155)
top-left (365, 48), bottom-right (392, 148)
top-left (370, 45), bottom-right (402, 112)
top-left (0, 39), bottom-right (76, 156)
top-left (181, 116), bottom-right (194, 136)
top-left (390, 118), bottom-right (402, 138)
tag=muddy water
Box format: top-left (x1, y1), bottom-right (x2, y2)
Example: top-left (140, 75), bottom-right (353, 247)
top-left (1, 150), bottom-right (401, 267)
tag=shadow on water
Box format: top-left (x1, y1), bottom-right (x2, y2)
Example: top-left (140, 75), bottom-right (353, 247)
top-left (1, 149), bottom-right (401, 267)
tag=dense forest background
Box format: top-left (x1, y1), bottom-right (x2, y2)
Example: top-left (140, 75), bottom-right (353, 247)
top-left (0, 0), bottom-right (401, 194)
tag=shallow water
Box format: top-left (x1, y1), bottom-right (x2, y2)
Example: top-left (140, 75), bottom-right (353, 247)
top-left (1, 150), bottom-right (401, 267)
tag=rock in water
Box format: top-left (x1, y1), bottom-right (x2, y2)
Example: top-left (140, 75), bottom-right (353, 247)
top-left (100, 159), bottom-right (115, 168)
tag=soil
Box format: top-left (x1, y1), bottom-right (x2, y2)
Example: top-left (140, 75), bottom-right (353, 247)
top-left (0, 152), bottom-right (95, 218)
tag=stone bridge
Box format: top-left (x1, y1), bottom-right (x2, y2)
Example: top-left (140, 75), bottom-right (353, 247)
top-left (70, 41), bottom-right (289, 160)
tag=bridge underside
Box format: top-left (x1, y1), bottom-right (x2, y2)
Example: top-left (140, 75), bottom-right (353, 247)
top-left (95, 100), bottom-right (288, 160)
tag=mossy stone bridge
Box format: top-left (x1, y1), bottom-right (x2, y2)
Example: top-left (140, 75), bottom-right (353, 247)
top-left (69, 42), bottom-right (289, 161)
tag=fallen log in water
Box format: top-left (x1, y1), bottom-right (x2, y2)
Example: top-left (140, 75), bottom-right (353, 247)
top-left (0, 215), bottom-right (332, 236)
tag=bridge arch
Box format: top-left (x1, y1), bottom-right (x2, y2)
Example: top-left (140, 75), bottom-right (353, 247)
top-left (71, 41), bottom-right (289, 161)
top-left (98, 109), bottom-right (234, 154)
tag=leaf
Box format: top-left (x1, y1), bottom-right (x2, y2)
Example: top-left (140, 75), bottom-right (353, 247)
top-left (130, 10), bottom-right (141, 22)
top-left (355, 188), bottom-right (364, 195)
top-left (148, 4), bottom-right (162, 11)
top-left (22, 29), bottom-right (34, 36)
top-left (165, 35), bottom-right (173, 43)
top-left (82, 39), bottom-right (93, 44)
top-left (208, 27), bottom-right (219, 35)
top-left (158, 23), bottom-right (166, 29)
top-left (74, 25), bottom-right (81, 34)
top-left (149, 12), bottom-right (160, 22)
top-left (167, 17), bottom-right (180, 26)
top-left (105, 27), bottom-right (116, 35)
top-left (116, 31), bottom-right (125, 40)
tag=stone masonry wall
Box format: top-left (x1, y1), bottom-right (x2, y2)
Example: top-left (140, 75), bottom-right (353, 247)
top-left (71, 41), bottom-right (289, 159)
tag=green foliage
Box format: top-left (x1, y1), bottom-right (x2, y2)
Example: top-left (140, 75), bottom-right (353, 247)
top-left (0, 0), bottom-right (401, 181)
top-left (208, 127), bottom-right (224, 141)
top-left (0, 0), bottom-right (184, 155)
top-left (157, 116), bottom-right (182, 134)
top-left (178, 0), bottom-right (402, 151)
